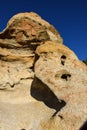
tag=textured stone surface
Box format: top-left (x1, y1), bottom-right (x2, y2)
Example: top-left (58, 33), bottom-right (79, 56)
top-left (0, 12), bottom-right (63, 130)
top-left (34, 41), bottom-right (87, 130)
top-left (0, 12), bottom-right (87, 130)
top-left (0, 12), bottom-right (63, 44)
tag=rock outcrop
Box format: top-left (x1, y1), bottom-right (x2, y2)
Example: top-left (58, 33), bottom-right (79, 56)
top-left (0, 12), bottom-right (87, 130)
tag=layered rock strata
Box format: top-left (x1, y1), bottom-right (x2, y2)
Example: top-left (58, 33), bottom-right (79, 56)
top-left (0, 12), bottom-right (87, 130)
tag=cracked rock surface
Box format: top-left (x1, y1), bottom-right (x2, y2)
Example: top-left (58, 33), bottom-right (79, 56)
top-left (0, 12), bottom-right (87, 130)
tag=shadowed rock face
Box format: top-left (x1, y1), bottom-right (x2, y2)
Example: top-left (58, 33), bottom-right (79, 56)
top-left (30, 76), bottom-right (66, 118)
top-left (79, 121), bottom-right (87, 130)
top-left (0, 12), bottom-right (87, 130)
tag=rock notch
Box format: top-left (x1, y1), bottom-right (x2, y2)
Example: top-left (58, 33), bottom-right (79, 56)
top-left (0, 12), bottom-right (87, 130)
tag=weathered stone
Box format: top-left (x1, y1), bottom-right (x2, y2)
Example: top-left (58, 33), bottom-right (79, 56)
top-left (0, 12), bottom-right (63, 130)
top-left (0, 12), bottom-right (63, 45)
top-left (0, 12), bottom-right (62, 90)
top-left (0, 12), bottom-right (87, 130)
top-left (33, 41), bottom-right (87, 130)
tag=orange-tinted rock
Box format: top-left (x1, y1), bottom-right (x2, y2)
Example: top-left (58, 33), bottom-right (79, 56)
top-left (0, 12), bottom-right (63, 45)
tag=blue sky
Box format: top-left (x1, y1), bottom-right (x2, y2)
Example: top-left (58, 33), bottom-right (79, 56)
top-left (0, 0), bottom-right (87, 60)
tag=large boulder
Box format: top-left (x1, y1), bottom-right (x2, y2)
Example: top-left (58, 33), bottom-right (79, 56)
top-left (33, 41), bottom-right (87, 130)
top-left (0, 12), bottom-right (62, 130)
top-left (0, 12), bottom-right (62, 90)
top-left (0, 12), bottom-right (87, 130)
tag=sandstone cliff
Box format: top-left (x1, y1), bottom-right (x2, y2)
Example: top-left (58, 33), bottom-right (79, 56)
top-left (0, 12), bottom-right (87, 130)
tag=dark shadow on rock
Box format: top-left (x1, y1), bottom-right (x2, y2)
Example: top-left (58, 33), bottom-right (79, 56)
top-left (30, 76), bottom-right (66, 117)
top-left (79, 121), bottom-right (87, 130)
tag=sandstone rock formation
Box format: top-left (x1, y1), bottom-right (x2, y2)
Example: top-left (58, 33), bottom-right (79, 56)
top-left (0, 12), bottom-right (87, 130)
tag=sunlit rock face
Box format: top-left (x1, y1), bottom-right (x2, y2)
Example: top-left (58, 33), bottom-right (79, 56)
top-left (34, 41), bottom-right (87, 129)
top-left (0, 12), bottom-right (87, 130)
top-left (0, 12), bottom-right (62, 44)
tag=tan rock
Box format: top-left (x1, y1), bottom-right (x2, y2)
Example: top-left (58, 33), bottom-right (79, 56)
top-left (0, 12), bottom-right (87, 130)
top-left (0, 12), bottom-right (63, 130)
top-left (0, 12), bottom-right (63, 90)
top-left (0, 12), bottom-right (63, 45)
top-left (33, 41), bottom-right (87, 130)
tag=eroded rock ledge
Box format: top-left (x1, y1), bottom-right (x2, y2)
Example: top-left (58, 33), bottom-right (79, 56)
top-left (0, 12), bottom-right (87, 130)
